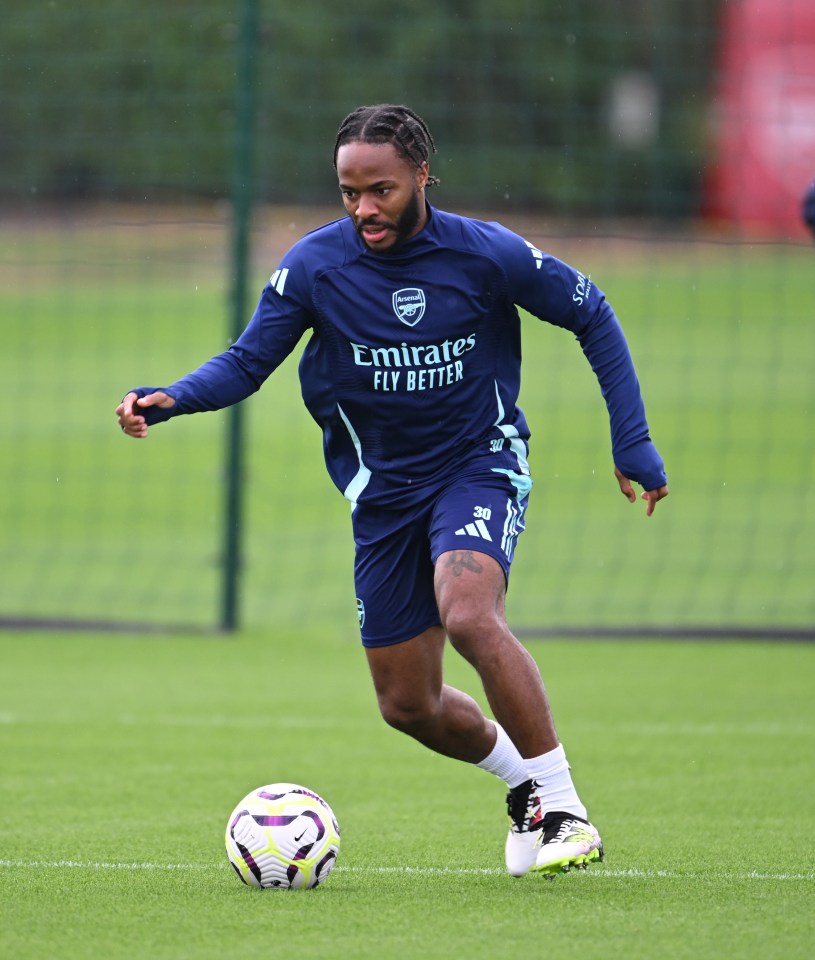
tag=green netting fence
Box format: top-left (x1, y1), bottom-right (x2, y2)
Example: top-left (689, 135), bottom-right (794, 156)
top-left (2, 0), bottom-right (813, 637)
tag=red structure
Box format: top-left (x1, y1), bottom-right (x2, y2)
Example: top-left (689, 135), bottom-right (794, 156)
top-left (705, 0), bottom-right (815, 236)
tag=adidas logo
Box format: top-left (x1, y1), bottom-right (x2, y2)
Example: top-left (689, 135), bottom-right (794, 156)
top-left (270, 267), bottom-right (289, 295)
top-left (524, 239), bottom-right (543, 269)
top-left (454, 519), bottom-right (492, 541)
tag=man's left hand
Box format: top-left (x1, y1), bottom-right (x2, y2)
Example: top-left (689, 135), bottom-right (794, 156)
top-left (614, 466), bottom-right (669, 517)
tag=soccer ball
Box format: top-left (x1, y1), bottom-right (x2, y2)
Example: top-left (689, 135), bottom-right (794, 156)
top-left (225, 783), bottom-right (341, 889)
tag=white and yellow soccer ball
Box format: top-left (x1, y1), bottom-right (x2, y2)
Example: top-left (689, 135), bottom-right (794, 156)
top-left (225, 783), bottom-right (341, 889)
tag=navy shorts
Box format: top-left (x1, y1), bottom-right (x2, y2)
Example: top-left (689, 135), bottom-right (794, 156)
top-left (352, 468), bottom-right (530, 647)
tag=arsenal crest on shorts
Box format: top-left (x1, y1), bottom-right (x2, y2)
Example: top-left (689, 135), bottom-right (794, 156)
top-left (392, 288), bottom-right (426, 326)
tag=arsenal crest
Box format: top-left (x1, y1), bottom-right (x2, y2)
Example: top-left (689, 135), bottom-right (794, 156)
top-left (392, 288), bottom-right (426, 326)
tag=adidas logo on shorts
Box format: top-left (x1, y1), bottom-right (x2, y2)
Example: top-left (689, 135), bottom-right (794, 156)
top-left (454, 519), bottom-right (493, 541)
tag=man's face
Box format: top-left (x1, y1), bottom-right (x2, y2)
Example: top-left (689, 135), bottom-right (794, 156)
top-left (336, 141), bottom-right (429, 253)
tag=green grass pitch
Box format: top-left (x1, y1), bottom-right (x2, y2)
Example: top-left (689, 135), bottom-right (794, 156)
top-left (1, 629), bottom-right (813, 959)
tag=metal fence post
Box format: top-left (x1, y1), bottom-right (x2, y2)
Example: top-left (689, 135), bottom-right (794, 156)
top-left (222, 0), bottom-right (259, 631)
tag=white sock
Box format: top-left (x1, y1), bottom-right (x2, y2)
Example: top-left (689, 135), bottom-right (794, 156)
top-left (475, 720), bottom-right (529, 789)
top-left (524, 744), bottom-right (587, 820)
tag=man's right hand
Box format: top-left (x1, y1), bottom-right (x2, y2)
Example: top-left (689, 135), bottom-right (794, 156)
top-left (116, 391), bottom-right (175, 438)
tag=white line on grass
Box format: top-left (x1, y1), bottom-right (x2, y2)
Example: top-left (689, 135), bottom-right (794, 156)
top-left (4, 714), bottom-right (812, 738)
top-left (344, 866), bottom-right (814, 881)
top-left (0, 859), bottom-right (811, 882)
top-left (0, 859), bottom-right (216, 871)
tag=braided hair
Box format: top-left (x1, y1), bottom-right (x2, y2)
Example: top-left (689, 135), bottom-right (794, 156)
top-left (333, 104), bottom-right (440, 186)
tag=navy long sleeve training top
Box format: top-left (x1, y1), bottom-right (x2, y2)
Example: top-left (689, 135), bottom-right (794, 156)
top-left (133, 204), bottom-right (666, 508)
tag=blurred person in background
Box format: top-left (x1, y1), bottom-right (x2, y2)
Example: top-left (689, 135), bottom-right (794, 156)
top-left (802, 179), bottom-right (815, 239)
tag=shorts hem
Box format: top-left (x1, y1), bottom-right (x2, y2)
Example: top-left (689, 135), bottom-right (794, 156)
top-left (360, 617), bottom-right (443, 649)
top-left (431, 542), bottom-right (512, 585)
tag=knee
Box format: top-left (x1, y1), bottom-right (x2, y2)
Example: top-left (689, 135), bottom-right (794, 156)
top-left (376, 690), bottom-right (437, 736)
top-left (443, 598), bottom-right (477, 645)
top-left (443, 603), bottom-right (501, 664)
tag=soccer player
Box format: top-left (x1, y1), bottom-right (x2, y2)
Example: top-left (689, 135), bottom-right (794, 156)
top-left (117, 104), bottom-right (668, 878)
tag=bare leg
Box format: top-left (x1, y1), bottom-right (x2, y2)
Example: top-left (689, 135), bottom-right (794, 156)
top-left (365, 626), bottom-right (496, 763)
top-left (365, 549), bottom-right (558, 763)
top-left (435, 549), bottom-right (558, 758)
